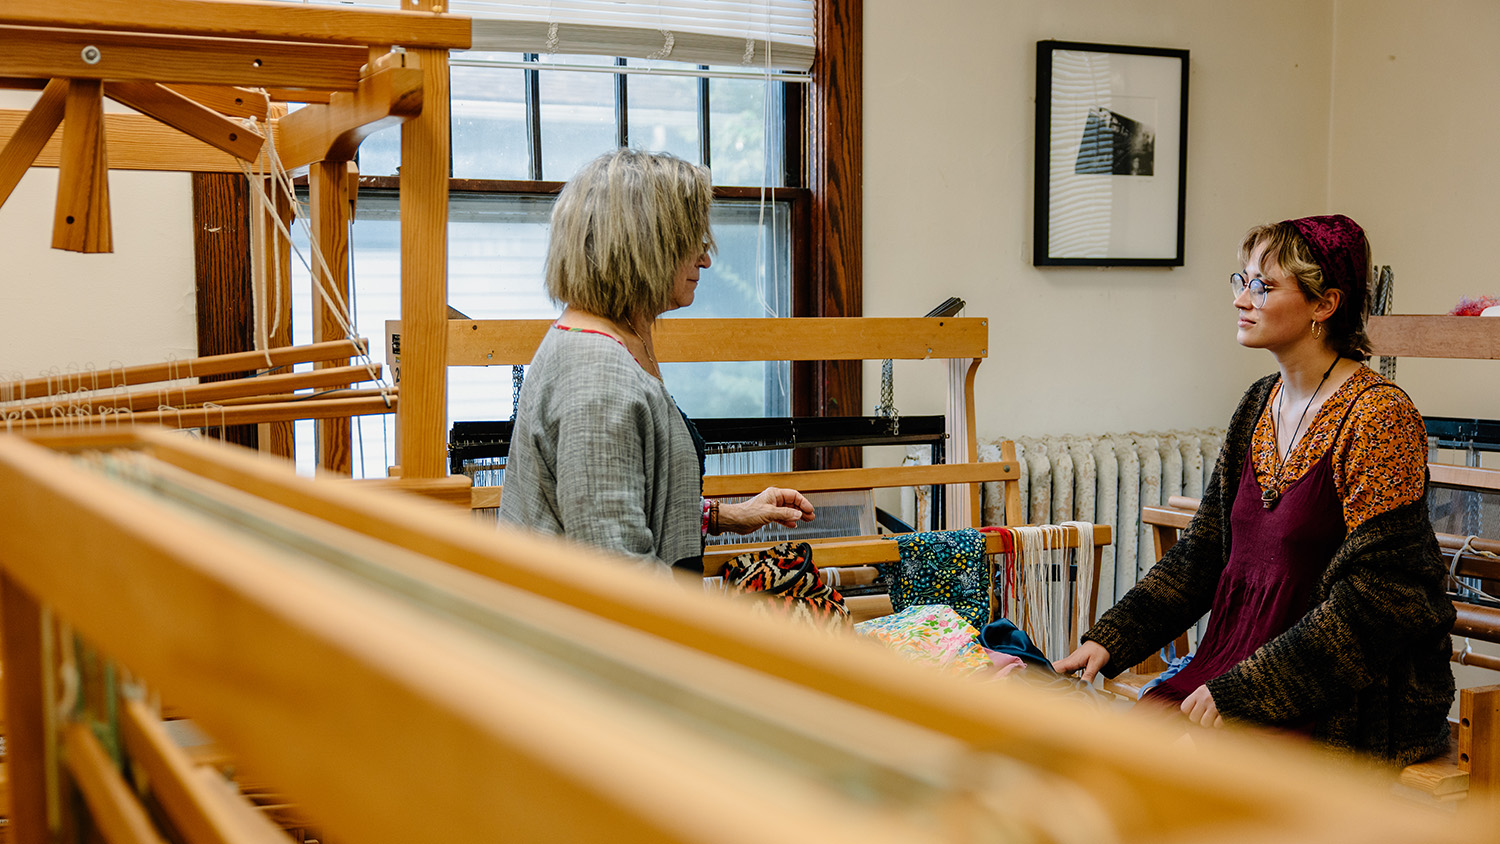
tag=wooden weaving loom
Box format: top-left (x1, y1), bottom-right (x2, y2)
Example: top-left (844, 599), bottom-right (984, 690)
top-left (412, 314), bottom-right (1025, 528)
top-left (0, 426), bottom-right (1489, 843)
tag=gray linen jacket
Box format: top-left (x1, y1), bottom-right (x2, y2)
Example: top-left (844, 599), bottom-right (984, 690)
top-left (498, 327), bottom-right (703, 574)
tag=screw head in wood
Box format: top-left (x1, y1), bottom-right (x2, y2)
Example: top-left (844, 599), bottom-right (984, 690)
top-left (81, 45), bottom-right (102, 65)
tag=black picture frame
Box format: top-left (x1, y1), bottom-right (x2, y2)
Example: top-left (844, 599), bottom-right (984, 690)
top-left (1034, 40), bottom-right (1189, 267)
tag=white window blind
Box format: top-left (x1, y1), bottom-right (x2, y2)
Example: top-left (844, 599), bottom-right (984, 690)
top-left (295, 0), bottom-right (815, 72)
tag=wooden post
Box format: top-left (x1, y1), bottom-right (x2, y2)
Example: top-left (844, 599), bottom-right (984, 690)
top-left (2, 574), bottom-right (48, 844)
top-left (398, 42), bottom-right (449, 479)
top-left (1460, 684), bottom-right (1500, 808)
top-left (192, 171), bottom-right (258, 449)
top-left (309, 158), bottom-right (354, 475)
top-left (52, 78), bottom-right (112, 253)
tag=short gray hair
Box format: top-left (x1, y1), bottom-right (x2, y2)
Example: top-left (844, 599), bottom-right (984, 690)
top-left (545, 148), bottom-right (715, 322)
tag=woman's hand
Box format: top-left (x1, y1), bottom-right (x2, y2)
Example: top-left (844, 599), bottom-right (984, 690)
top-left (1052, 641), bottom-right (1110, 683)
top-left (1181, 685), bottom-right (1224, 728)
top-left (717, 487), bottom-right (815, 535)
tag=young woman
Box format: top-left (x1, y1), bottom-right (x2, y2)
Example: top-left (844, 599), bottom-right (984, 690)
top-left (498, 148), bottom-right (813, 576)
top-left (1053, 215), bottom-right (1454, 766)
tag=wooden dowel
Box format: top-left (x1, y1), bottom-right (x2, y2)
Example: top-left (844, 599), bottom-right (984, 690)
top-left (212, 387), bottom-right (390, 407)
top-left (4, 364), bottom-right (379, 416)
top-left (4, 394), bottom-right (394, 431)
top-left (0, 339), bottom-right (368, 401)
top-left (1453, 650), bottom-right (1500, 672)
top-left (1454, 602), bottom-right (1500, 643)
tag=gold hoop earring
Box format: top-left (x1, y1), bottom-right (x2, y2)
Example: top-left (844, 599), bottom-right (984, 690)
top-left (1311, 321), bottom-right (1324, 339)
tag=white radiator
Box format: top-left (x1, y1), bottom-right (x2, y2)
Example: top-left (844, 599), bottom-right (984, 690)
top-left (962, 430), bottom-right (1225, 616)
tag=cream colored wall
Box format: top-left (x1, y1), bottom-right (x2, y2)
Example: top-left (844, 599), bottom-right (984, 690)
top-left (0, 90), bottom-right (197, 383)
top-left (862, 0), bottom-right (1340, 449)
top-left (1327, 0), bottom-right (1500, 424)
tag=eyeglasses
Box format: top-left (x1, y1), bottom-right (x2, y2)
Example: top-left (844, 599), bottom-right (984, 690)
top-left (1230, 272), bottom-right (1268, 308)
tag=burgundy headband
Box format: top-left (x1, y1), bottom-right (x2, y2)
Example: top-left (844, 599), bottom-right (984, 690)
top-left (1284, 214), bottom-right (1368, 315)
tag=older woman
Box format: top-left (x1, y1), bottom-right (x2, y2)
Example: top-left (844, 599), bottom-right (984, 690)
top-left (498, 148), bottom-right (813, 575)
top-left (1054, 215), bottom-right (1454, 766)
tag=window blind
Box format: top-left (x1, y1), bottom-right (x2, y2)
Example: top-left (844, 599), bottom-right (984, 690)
top-left (293, 0), bottom-right (816, 72)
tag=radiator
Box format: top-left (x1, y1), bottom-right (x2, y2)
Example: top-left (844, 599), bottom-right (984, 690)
top-left (962, 430), bottom-right (1225, 615)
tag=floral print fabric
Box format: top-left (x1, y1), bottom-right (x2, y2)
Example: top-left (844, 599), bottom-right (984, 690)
top-left (855, 604), bottom-right (993, 676)
top-left (880, 528), bottom-right (992, 630)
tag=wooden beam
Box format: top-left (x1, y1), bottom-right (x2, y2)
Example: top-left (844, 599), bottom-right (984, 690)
top-left (310, 159), bottom-right (353, 475)
top-left (0, 0), bottom-right (471, 50)
top-left (52, 78), bottom-right (111, 252)
top-left (703, 525), bottom-right (1112, 573)
top-left (104, 81), bottom-right (264, 161)
top-left (0, 108), bottom-right (257, 172)
top-left (396, 33), bottom-right (450, 480)
top-left (1368, 315), bottom-right (1500, 360)
top-left (702, 461), bottom-right (1019, 498)
top-left (163, 83), bottom-right (269, 119)
top-left (119, 699), bottom-right (291, 844)
top-left (0, 25), bottom-right (367, 90)
top-left (64, 723), bottom-right (171, 844)
top-left (0, 77), bottom-right (65, 212)
top-left (273, 61), bottom-right (423, 169)
top-left (437, 317), bottom-right (990, 366)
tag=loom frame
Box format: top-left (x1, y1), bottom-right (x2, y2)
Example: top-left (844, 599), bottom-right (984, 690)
top-left (0, 426), bottom-right (1488, 843)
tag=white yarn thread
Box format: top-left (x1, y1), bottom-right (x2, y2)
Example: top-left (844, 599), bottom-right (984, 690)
top-left (1062, 520), bottom-right (1095, 645)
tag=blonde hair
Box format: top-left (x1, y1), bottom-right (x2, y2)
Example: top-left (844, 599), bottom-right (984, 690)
top-left (545, 148), bottom-right (716, 323)
top-left (1238, 221), bottom-right (1373, 361)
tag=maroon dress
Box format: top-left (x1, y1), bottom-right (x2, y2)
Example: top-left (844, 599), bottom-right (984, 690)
top-left (1142, 386), bottom-right (1383, 711)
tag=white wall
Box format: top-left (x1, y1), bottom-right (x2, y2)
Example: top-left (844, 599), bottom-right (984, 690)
top-left (1327, 0), bottom-right (1500, 424)
top-left (862, 0), bottom-right (1338, 448)
top-left (0, 91), bottom-right (197, 384)
top-left (4, 2), bottom-right (1497, 439)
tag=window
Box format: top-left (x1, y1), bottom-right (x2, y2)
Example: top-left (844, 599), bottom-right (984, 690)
top-left (289, 52), bottom-right (803, 478)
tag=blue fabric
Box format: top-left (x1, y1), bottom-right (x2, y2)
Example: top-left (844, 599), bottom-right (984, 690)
top-left (977, 618), bottom-right (1052, 669)
top-left (882, 529), bottom-right (991, 630)
top-left (1138, 654), bottom-right (1194, 699)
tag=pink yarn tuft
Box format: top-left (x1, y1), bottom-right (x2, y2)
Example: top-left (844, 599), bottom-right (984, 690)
top-left (1450, 295), bottom-right (1500, 316)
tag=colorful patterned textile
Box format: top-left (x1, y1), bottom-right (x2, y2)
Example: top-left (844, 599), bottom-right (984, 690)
top-left (881, 528), bottom-right (992, 630)
top-left (855, 604), bottom-right (992, 676)
top-left (1252, 365), bottom-right (1425, 530)
top-left (721, 541), bottom-right (849, 631)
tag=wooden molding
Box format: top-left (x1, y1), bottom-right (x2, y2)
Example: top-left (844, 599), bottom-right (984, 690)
top-left (1368, 315), bottom-right (1500, 359)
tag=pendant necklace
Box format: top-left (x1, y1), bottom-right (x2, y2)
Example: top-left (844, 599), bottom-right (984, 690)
top-left (1261, 356), bottom-right (1340, 510)
top-left (622, 317), bottom-right (660, 377)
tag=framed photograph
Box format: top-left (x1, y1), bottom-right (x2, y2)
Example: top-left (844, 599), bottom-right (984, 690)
top-left (1034, 41), bottom-right (1189, 266)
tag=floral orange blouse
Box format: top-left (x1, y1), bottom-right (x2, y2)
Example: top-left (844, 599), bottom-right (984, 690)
top-left (1251, 364), bottom-right (1427, 532)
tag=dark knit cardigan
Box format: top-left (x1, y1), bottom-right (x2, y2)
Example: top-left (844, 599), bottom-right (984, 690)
top-left (1084, 373), bottom-right (1455, 766)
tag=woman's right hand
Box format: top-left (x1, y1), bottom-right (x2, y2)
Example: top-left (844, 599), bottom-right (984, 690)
top-left (1051, 641), bottom-right (1110, 683)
